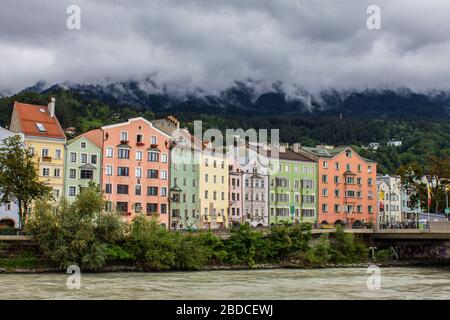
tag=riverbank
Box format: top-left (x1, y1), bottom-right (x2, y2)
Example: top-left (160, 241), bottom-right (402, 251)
top-left (1, 259), bottom-right (449, 274)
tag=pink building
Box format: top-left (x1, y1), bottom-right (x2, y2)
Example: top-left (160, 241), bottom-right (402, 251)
top-left (92, 118), bottom-right (171, 227)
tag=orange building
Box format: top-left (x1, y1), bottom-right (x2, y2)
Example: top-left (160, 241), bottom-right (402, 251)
top-left (299, 146), bottom-right (377, 228)
top-left (90, 117), bottom-right (172, 228)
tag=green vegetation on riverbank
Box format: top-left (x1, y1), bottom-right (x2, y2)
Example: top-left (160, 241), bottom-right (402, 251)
top-left (10, 184), bottom-right (372, 272)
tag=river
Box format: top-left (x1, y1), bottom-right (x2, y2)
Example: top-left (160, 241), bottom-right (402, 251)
top-left (1, 267), bottom-right (449, 299)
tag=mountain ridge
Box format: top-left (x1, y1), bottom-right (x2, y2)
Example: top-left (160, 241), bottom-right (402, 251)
top-left (10, 79), bottom-right (450, 119)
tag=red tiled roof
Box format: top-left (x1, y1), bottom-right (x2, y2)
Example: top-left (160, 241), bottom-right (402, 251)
top-left (12, 102), bottom-right (66, 139)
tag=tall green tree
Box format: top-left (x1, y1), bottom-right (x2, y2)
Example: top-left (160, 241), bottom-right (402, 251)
top-left (0, 135), bottom-right (52, 229)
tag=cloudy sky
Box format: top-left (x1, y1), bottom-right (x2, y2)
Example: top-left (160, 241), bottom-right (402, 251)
top-left (1, 0), bottom-right (450, 93)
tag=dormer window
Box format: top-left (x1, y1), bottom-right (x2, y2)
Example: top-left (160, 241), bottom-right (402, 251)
top-left (36, 123), bottom-right (46, 132)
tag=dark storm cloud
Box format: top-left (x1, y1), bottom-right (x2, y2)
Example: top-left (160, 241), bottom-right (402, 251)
top-left (1, 0), bottom-right (450, 93)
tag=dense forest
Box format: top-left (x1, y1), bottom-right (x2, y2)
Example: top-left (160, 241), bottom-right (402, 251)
top-left (0, 89), bottom-right (449, 176)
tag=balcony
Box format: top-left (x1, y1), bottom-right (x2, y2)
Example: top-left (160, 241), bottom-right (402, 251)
top-left (41, 156), bottom-right (52, 162)
top-left (136, 142), bottom-right (145, 147)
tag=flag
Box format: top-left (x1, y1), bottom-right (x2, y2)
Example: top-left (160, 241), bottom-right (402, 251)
top-left (427, 185), bottom-right (432, 208)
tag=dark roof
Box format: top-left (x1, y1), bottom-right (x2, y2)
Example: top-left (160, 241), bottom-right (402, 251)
top-left (264, 148), bottom-right (315, 162)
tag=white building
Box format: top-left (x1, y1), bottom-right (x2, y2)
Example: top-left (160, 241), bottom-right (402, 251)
top-left (387, 140), bottom-right (402, 147)
top-left (0, 126), bottom-right (23, 229)
top-left (377, 175), bottom-right (403, 224)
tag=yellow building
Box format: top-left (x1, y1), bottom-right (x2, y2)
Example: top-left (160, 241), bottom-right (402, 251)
top-left (198, 146), bottom-right (229, 229)
top-left (9, 98), bottom-right (67, 201)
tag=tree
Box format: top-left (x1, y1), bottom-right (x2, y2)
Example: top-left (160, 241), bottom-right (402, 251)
top-left (0, 135), bottom-right (52, 229)
top-left (396, 161), bottom-right (424, 211)
top-left (425, 155), bottom-right (450, 213)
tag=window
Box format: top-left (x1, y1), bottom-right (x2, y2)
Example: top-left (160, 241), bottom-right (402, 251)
top-left (147, 186), bottom-right (158, 196)
top-left (135, 203), bottom-right (142, 213)
top-left (346, 150), bottom-right (352, 158)
top-left (160, 170), bottom-right (167, 180)
top-left (368, 205), bottom-right (374, 214)
top-left (106, 147), bottom-right (113, 158)
top-left (205, 174), bottom-right (208, 182)
top-left (322, 204), bottom-right (328, 213)
top-left (147, 169), bottom-right (158, 179)
top-left (90, 154), bottom-right (98, 164)
top-left (117, 184), bottom-right (129, 194)
top-left (80, 170), bottom-right (94, 179)
top-left (368, 166), bottom-right (372, 173)
top-left (136, 151), bottom-right (143, 161)
top-left (136, 134), bottom-right (143, 143)
top-left (346, 164), bottom-right (350, 171)
top-left (151, 136), bottom-right (157, 144)
top-left (69, 186), bottom-right (76, 197)
top-left (54, 168), bottom-right (60, 177)
top-left (36, 122), bottom-right (46, 132)
top-left (135, 168), bottom-right (142, 178)
top-left (55, 149), bottom-right (61, 159)
top-left (161, 154), bottom-right (168, 163)
top-left (334, 189), bottom-right (340, 197)
top-left (42, 168), bottom-right (50, 176)
top-left (70, 152), bottom-right (77, 163)
top-left (81, 153), bottom-right (88, 163)
top-left (334, 162), bottom-right (340, 170)
top-left (160, 187), bottom-right (167, 197)
top-left (135, 185), bottom-right (142, 196)
top-left (357, 164), bottom-right (362, 173)
top-left (120, 132), bottom-right (128, 142)
top-left (334, 204), bottom-right (340, 213)
top-left (148, 151), bottom-right (159, 162)
top-left (322, 188), bottom-right (328, 196)
top-left (105, 183), bottom-right (112, 194)
top-left (117, 202), bottom-right (128, 213)
top-left (81, 142), bottom-right (87, 149)
top-left (146, 203), bottom-right (157, 214)
top-left (204, 190), bottom-right (208, 199)
top-left (160, 204), bottom-right (167, 214)
top-left (192, 194), bottom-right (196, 203)
top-left (69, 169), bottom-right (76, 179)
top-left (117, 167), bottom-right (129, 176)
top-left (106, 165), bottom-right (113, 176)
top-left (323, 161), bottom-right (328, 168)
top-left (334, 176), bottom-right (339, 183)
top-left (118, 149), bottom-right (130, 159)
top-left (322, 174), bottom-right (328, 183)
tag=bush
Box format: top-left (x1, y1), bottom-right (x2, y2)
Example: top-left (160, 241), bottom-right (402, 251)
top-left (375, 249), bottom-right (394, 262)
top-left (329, 226), bottom-right (368, 264)
top-left (26, 183), bottom-right (123, 270)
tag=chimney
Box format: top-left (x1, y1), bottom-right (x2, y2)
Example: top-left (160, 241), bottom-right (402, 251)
top-left (292, 142), bottom-right (301, 153)
top-left (48, 97), bottom-right (56, 118)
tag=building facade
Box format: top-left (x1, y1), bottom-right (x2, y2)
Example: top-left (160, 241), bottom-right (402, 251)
top-left (268, 145), bottom-right (318, 225)
top-left (169, 128), bottom-right (202, 230)
top-left (0, 126), bottom-right (22, 228)
top-left (377, 175), bottom-right (403, 224)
top-left (299, 145), bottom-right (377, 228)
top-left (198, 146), bottom-right (229, 229)
top-left (99, 117), bottom-right (171, 227)
top-left (9, 99), bottom-right (66, 202)
top-left (64, 134), bottom-right (102, 202)
top-left (228, 163), bottom-right (243, 227)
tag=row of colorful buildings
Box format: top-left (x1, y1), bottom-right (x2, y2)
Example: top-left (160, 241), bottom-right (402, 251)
top-left (0, 98), bottom-right (422, 230)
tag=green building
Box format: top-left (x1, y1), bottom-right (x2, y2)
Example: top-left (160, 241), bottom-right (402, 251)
top-left (64, 134), bottom-right (102, 202)
top-left (169, 129), bottom-right (201, 230)
top-left (268, 145), bottom-right (318, 225)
